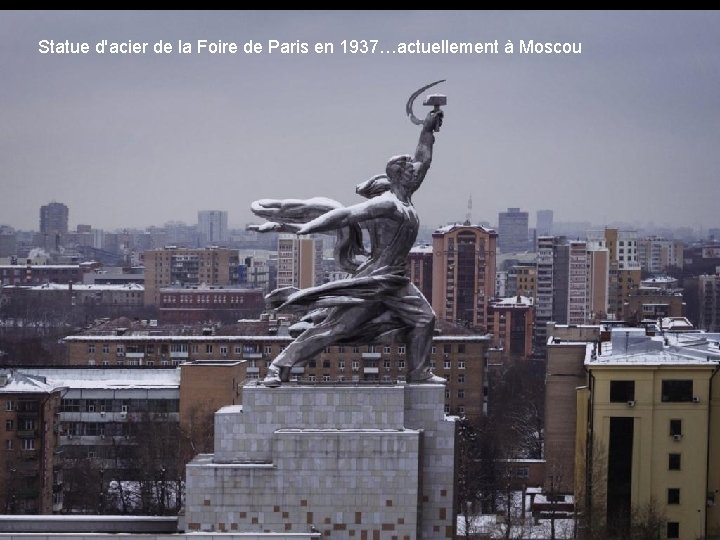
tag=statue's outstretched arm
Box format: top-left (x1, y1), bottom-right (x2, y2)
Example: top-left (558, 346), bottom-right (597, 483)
top-left (297, 197), bottom-right (395, 236)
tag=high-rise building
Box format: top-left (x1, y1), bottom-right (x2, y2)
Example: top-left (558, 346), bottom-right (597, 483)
top-left (276, 235), bottom-right (323, 290)
top-left (142, 246), bottom-right (240, 305)
top-left (637, 237), bottom-right (684, 274)
top-left (0, 226), bottom-right (16, 258)
top-left (39, 202), bottom-right (69, 236)
top-left (197, 210), bottom-right (228, 245)
top-left (498, 207), bottom-right (529, 253)
top-left (39, 202), bottom-right (69, 251)
top-left (698, 273), bottom-right (720, 332)
top-left (589, 228), bottom-right (641, 320)
top-left (431, 224), bottom-right (497, 330)
top-left (536, 209), bottom-right (554, 236)
top-left (587, 244), bottom-right (610, 321)
top-left (534, 236), bottom-right (556, 356)
top-left (408, 245), bottom-right (434, 302)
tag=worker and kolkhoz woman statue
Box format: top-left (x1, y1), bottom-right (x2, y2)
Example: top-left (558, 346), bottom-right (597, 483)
top-left (248, 81), bottom-right (447, 387)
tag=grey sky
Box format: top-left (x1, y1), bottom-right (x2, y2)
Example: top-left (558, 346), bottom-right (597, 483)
top-left (1, 10), bottom-right (719, 233)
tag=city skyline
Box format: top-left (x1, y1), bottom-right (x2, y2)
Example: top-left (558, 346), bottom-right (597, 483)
top-left (2, 11), bottom-right (719, 232)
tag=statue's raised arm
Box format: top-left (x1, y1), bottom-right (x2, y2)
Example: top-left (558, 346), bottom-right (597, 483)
top-left (406, 80), bottom-right (446, 194)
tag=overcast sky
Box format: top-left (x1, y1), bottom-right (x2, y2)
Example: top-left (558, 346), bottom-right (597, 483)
top-left (1, 10), bottom-right (719, 233)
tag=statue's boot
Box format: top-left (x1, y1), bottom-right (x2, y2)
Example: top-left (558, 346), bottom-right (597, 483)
top-left (407, 368), bottom-right (446, 384)
top-left (262, 365), bottom-right (291, 387)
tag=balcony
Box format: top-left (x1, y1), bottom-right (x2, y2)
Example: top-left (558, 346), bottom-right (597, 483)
top-left (125, 352), bottom-right (145, 359)
top-left (243, 352), bottom-right (263, 359)
top-left (363, 367), bottom-right (379, 374)
top-left (170, 351), bottom-right (189, 358)
top-left (17, 429), bottom-right (37, 439)
top-left (361, 352), bottom-right (381, 360)
top-left (246, 367), bottom-right (260, 374)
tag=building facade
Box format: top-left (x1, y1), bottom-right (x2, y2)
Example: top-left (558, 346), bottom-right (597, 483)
top-left (698, 274), bottom-right (720, 332)
top-left (487, 296), bottom-right (535, 360)
top-left (142, 247), bottom-right (240, 306)
top-left (276, 235), bottom-right (323, 290)
top-left (158, 286), bottom-right (265, 323)
top-left (498, 208), bottom-right (529, 253)
top-left (39, 202), bottom-right (69, 251)
top-left (0, 264), bottom-right (87, 286)
top-left (577, 331), bottom-right (720, 540)
top-left (536, 209), bottom-right (554, 237)
top-left (408, 244), bottom-right (434, 302)
top-left (0, 371), bottom-right (64, 514)
top-left (197, 210), bottom-right (228, 246)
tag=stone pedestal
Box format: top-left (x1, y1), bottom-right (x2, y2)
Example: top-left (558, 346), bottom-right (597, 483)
top-left (184, 383), bottom-right (456, 539)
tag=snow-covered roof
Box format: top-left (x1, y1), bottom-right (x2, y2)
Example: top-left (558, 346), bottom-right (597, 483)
top-left (0, 265), bottom-right (81, 269)
top-left (660, 317), bottom-right (694, 331)
top-left (492, 295), bottom-right (534, 307)
top-left (0, 371), bottom-right (66, 394)
top-left (641, 276), bottom-right (677, 284)
top-left (433, 222), bottom-right (496, 234)
top-left (19, 368), bottom-right (180, 390)
top-left (588, 349), bottom-right (719, 367)
top-left (409, 244), bottom-right (433, 254)
top-left (3, 283), bottom-right (143, 291)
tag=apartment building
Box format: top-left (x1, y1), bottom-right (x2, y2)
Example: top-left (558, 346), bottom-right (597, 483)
top-left (431, 224), bottom-right (497, 331)
top-left (142, 247), bottom-right (239, 306)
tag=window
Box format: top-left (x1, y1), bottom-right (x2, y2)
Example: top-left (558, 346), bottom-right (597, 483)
top-left (667, 488), bottom-right (680, 505)
top-left (443, 344), bottom-right (451, 354)
top-left (5, 440), bottom-right (12, 450)
top-left (88, 343), bottom-right (95, 353)
top-left (264, 345), bottom-right (272, 354)
top-left (383, 346), bottom-right (391, 354)
top-left (205, 344), bottom-right (213, 354)
top-left (22, 439), bottom-right (35, 450)
top-left (5, 420), bottom-right (13, 431)
top-left (338, 360), bottom-right (345, 370)
top-left (457, 389), bottom-right (465, 399)
top-left (352, 346), bottom-right (360, 354)
top-left (667, 522), bottom-right (679, 539)
top-left (220, 345), bottom-right (228, 355)
top-left (234, 346), bottom-right (242, 354)
top-left (458, 374), bottom-right (465, 384)
top-left (431, 347), bottom-right (436, 354)
top-left (398, 346), bottom-right (406, 355)
top-left (458, 344), bottom-right (466, 354)
top-left (444, 359), bottom-right (451, 369)
top-left (668, 453), bottom-right (681, 470)
top-left (5, 401), bottom-right (14, 411)
top-left (102, 343), bottom-right (109, 354)
top-left (662, 380), bottom-right (693, 402)
top-left (458, 359), bottom-right (465, 369)
top-left (515, 467), bottom-right (529, 479)
top-left (610, 380), bottom-right (635, 402)
top-left (669, 419), bottom-right (682, 437)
